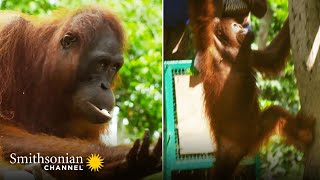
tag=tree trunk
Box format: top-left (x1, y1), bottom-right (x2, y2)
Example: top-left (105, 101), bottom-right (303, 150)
top-left (289, 0), bottom-right (320, 179)
top-left (257, 4), bottom-right (272, 49)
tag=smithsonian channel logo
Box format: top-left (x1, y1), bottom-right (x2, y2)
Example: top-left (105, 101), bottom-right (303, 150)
top-left (9, 153), bottom-right (104, 172)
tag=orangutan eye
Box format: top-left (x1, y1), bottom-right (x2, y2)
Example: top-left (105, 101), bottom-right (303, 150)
top-left (231, 23), bottom-right (242, 33)
top-left (97, 62), bottom-right (107, 72)
top-left (111, 65), bottom-right (117, 72)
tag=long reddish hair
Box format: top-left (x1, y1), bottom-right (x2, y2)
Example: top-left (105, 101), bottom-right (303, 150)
top-left (0, 7), bottom-right (125, 135)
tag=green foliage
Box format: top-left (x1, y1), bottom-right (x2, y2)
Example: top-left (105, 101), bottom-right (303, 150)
top-left (0, 0), bottom-right (162, 143)
top-left (257, 62), bottom-right (300, 113)
top-left (0, 0), bottom-right (56, 14)
top-left (260, 135), bottom-right (304, 179)
top-left (251, 0), bottom-right (288, 40)
top-left (99, 0), bottom-right (162, 142)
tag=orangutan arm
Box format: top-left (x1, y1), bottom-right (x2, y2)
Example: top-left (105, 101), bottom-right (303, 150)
top-left (0, 124), bottom-right (129, 161)
top-left (251, 18), bottom-right (290, 76)
top-left (188, 0), bottom-right (221, 52)
top-left (0, 124), bottom-right (161, 179)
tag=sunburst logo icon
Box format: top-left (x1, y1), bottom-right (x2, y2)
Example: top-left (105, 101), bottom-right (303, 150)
top-left (86, 154), bottom-right (104, 172)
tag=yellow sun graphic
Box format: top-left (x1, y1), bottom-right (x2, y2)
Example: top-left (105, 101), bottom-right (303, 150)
top-left (86, 154), bottom-right (104, 172)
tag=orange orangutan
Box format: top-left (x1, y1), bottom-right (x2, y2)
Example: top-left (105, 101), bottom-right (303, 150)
top-left (188, 0), bottom-right (314, 179)
top-left (0, 7), bottom-right (161, 179)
